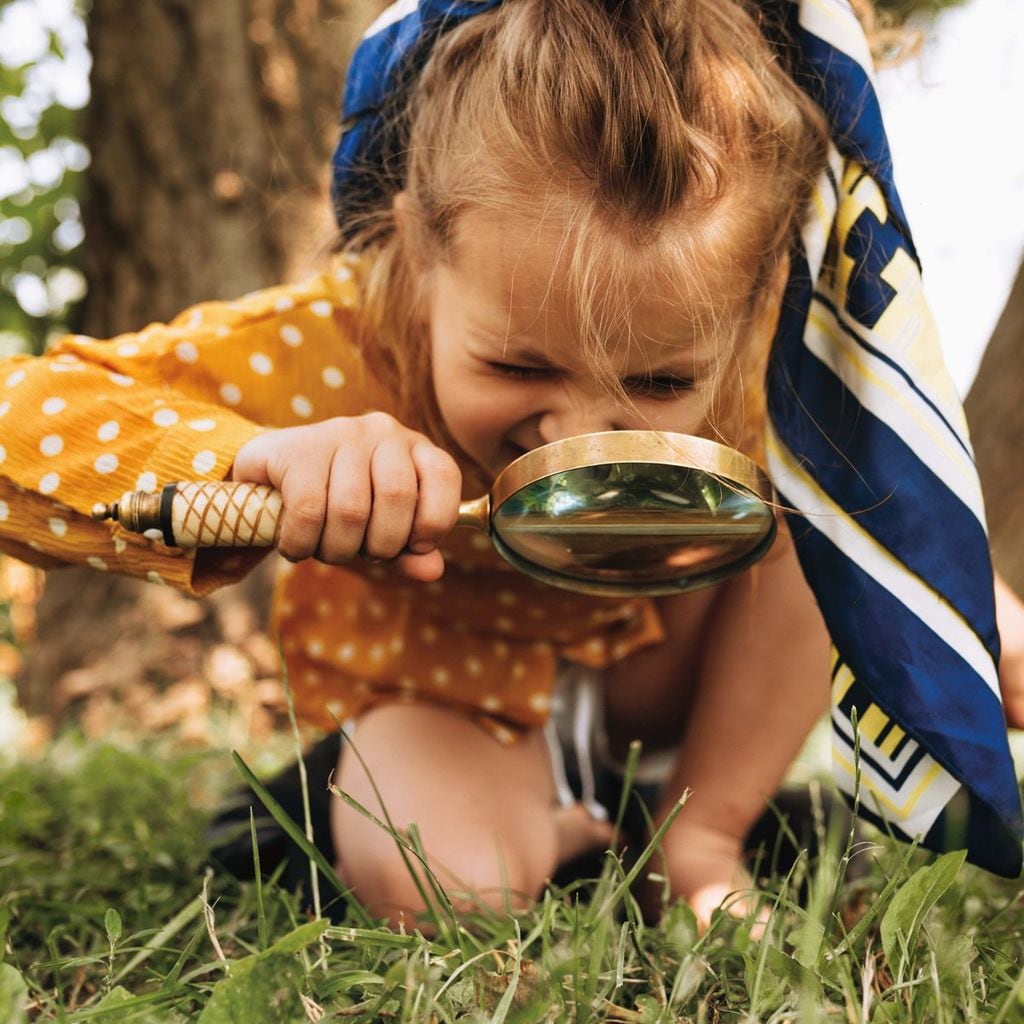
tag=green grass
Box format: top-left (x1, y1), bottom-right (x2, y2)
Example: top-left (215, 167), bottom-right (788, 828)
top-left (2, 734), bottom-right (1023, 1022)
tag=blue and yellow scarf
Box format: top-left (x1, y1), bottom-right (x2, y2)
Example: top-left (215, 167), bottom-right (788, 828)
top-left (330, 0), bottom-right (1023, 877)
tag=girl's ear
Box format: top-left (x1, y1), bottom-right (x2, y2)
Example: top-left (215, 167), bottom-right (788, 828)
top-left (393, 190), bottom-right (431, 327)
top-left (392, 190), bottom-right (424, 269)
top-left (392, 189), bottom-right (411, 236)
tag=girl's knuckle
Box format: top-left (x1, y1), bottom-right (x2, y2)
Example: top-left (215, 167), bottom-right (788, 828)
top-left (289, 500), bottom-right (325, 531)
top-left (329, 501), bottom-right (370, 530)
top-left (419, 444), bottom-right (461, 480)
top-left (374, 480), bottom-right (415, 507)
top-left (362, 410), bottom-right (397, 434)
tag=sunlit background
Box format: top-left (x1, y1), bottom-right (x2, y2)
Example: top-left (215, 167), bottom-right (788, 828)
top-left (1, 0), bottom-right (1022, 386)
top-left (0, 0), bottom-right (1022, 756)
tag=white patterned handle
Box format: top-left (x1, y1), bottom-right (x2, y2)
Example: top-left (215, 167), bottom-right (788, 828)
top-left (170, 481), bottom-right (282, 548)
top-left (92, 479), bottom-right (489, 548)
top-left (92, 481), bottom-right (283, 548)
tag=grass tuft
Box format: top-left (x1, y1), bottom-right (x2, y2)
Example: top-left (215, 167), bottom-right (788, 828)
top-left (2, 733), bottom-right (1023, 1021)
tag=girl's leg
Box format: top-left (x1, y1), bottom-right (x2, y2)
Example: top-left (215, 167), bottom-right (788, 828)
top-left (995, 570), bottom-right (1024, 728)
top-left (331, 701), bottom-right (603, 928)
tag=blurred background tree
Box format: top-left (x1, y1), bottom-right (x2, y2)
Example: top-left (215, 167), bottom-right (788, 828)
top-left (0, 0), bottom-right (88, 360)
top-left (0, 0), bottom-right (1020, 732)
top-left (2, 0), bottom-right (382, 724)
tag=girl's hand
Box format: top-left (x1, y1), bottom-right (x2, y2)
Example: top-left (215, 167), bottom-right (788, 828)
top-left (228, 412), bottom-right (462, 581)
top-left (651, 821), bottom-right (768, 937)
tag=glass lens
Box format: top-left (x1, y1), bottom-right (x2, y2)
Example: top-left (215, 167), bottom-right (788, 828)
top-left (492, 462), bottom-right (773, 591)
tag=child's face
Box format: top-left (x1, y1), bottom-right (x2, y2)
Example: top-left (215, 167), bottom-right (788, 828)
top-left (425, 208), bottom-right (740, 481)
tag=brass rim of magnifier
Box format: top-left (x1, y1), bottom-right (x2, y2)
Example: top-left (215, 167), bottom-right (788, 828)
top-left (490, 430), bottom-right (773, 512)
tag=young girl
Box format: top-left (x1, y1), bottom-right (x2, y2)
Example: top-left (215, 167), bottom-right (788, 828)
top-left (1, 0), bottom-right (1021, 929)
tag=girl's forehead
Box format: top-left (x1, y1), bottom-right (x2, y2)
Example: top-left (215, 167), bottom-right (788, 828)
top-left (444, 203), bottom-right (756, 346)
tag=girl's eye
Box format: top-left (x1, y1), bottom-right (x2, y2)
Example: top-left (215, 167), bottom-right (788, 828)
top-left (623, 374), bottom-right (695, 399)
top-left (489, 362), bottom-right (548, 380)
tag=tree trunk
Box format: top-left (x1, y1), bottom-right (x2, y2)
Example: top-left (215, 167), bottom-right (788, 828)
top-left (965, 259), bottom-right (1024, 594)
top-left (17, 0), bottom-right (380, 721)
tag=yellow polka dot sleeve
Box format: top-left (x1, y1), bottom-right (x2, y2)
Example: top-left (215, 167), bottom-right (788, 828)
top-left (0, 258), bottom-right (382, 596)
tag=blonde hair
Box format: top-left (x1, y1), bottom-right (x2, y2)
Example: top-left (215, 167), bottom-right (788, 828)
top-left (343, 0), bottom-right (831, 462)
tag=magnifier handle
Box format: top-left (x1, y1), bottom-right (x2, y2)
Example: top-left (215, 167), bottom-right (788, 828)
top-left (92, 481), bottom-right (492, 549)
top-left (91, 481), bottom-right (282, 548)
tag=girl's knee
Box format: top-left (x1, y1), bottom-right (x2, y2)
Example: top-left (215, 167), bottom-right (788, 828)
top-left (341, 823), bottom-right (557, 925)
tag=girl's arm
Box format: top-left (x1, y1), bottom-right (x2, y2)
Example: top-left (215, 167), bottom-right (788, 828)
top-left (0, 260), bottom-right (383, 596)
top-left (652, 522), bottom-right (830, 924)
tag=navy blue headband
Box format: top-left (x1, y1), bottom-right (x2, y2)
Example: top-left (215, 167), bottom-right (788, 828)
top-left (329, 0), bottom-right (1022, 877)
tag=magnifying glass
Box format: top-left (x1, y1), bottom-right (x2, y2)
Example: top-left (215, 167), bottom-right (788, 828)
top-left (91, 429), bottom-right (776, 597)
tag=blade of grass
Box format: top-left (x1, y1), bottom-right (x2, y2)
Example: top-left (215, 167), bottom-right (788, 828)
top-left (830, 839), bottom-right (919, 959)
top-left (230, 750), bottom-right (372, 928)
top-left (158, 920), bottom-right (206, 994)
top-left (325, 925), bottom-right (445, 955)
top-left (278, 638), bottom-right (322, 926)
top-left (488, 919), bottom-right (522, 1024)
top-left (594, 790), bottom-right (689, 919)
top-left (249, 807), bottom-right (268, 951)
top-left (611, 740), bottom-right (642, 854)
top-left (108, 895), bottom-right (204, 987)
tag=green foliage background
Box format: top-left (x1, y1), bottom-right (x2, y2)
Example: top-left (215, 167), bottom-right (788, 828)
top-left (0, 0), bottom-right (88, 361)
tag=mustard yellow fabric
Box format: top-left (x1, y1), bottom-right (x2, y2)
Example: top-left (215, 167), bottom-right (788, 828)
top-left (0, 256), bottom-right (663, 740)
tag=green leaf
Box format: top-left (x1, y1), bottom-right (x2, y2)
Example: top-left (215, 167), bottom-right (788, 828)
top-left (880, 849), bottom-right (966, 976)
top-left (0, 963), bottom-right (28, 1024)
top-left (104, 908), bottom-right (122, 946)
top-left (193, 919), bottom-right (327, 1023)
top-left (196, 952), bottom-right (306, 1024)
top-left (266, 919), bottom-right (328, 957)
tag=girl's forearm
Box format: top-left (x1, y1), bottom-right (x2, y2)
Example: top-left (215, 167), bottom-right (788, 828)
top-left (652, 530), bottom-right (830, 863)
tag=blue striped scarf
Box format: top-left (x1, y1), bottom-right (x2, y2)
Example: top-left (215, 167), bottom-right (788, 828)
top-left (330, 0), bottom-right (1022, 876)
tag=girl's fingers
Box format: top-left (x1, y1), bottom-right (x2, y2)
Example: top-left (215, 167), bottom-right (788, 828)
top-left (228, 431), bottom-right (274, 484)
top-left (394, 548), bottom-right (446, 581)
top-left (276, 453), bottom-right (332, 561)
top-left (408, 440), bottom-right (462, 555)
top-left (362, 437), bottom-right (418, 559)
top-left (688, 882), bottom-right (770, 939)
top-left (317, 443), bottom-right (373, 562)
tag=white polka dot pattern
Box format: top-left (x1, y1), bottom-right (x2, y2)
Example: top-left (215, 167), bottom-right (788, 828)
top-left (0, 255), bottom-right (660, 748)
top-left (192, 451), bottom-right (217, 474)
top-left (153, 408), bottom-right (179, 427)
top-left (322, 367), bottom-right (344, 388)
top-left (175, 342), bottom-right (199, 364)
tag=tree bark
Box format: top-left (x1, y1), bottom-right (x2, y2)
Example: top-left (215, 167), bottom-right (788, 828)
top-left (965, 258), bottom-right (1024, 594)
top-left (17, 0), bottom-right (381, 719)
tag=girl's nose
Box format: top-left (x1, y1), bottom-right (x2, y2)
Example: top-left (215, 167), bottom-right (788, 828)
top-left (536, 392), bottom-right (621, 445)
